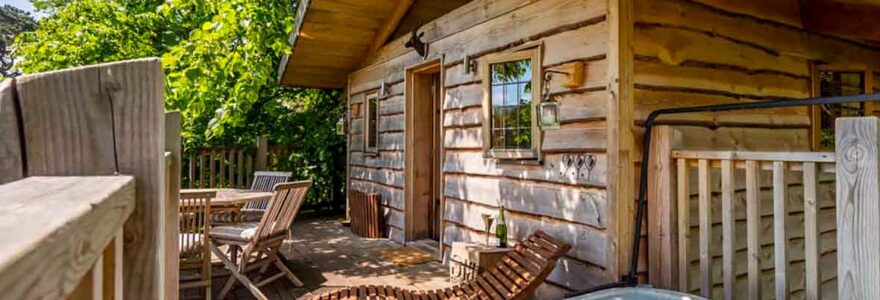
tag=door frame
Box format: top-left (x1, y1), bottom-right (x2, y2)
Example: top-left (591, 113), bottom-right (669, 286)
top-left (404, 58), bottom-right (445, 247)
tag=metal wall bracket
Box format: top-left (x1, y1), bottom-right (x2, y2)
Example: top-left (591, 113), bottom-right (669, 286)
top-left (405, 28), bottom-right (429, 59)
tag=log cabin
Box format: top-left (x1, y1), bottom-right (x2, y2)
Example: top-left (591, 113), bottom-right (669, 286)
top-left (277, 0), bottom-right (880, 298)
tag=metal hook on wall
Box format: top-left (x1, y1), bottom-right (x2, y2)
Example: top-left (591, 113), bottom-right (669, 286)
top-left (405, 28), bottom-right (429, 59)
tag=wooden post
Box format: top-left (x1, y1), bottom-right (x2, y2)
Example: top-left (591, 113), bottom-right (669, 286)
top-left (836, 117), bottom-right (880, 300)
top-left (647, 125), bottom-right (679, 289)
top-left (164, 112), bottom-right (181, 300)
top-left (606, 0), bottom-right (635, 281)
top-left (255, 136), bottom-right (268, 171)
top-left (0, 79), bottom-right (24, 184)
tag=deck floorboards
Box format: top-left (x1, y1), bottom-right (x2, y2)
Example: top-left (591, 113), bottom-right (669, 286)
top-left (185, 216), bottom-right (452, 299)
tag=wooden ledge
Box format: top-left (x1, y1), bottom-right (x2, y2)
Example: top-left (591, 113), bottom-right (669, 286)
top-left (0, 176), bottom-right (135, 299)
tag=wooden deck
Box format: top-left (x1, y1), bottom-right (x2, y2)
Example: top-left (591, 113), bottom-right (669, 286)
top-left (203, 216), bottom-right (453, 299)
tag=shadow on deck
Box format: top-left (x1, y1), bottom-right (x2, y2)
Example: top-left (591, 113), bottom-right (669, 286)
top-left (198, 216), bottom-right (453, 299)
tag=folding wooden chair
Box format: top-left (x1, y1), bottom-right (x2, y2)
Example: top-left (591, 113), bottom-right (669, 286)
top-left (239, 171), bottom-right (292, 221)
top-left (212, 171), bottom-right (292, 224)
top-left (209, 180), bottom-right (311, 300)
top-left (178, 190), bottom-right (215, 299)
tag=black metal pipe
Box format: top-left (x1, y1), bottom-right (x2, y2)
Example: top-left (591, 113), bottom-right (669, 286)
top-left (568, 93), bottom-right (880, 298)
top-left (620, 93), bottom-right (880, 285)
top-left (625, 93), bottom-right (880, 284)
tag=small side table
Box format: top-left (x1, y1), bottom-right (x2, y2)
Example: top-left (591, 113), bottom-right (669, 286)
top-left (448, 242), bottom-right (513, 283)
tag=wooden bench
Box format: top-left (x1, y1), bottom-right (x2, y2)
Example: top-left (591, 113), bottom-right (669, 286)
top-left (313, 231), bottom-right (571, 300)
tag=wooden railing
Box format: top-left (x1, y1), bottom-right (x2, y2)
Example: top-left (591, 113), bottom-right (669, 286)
top-left (0, 59), bottom-right (167, 299)
top-left (672, 150), bottom-right (835, 299)
top-left (0, 176), bottom-right (135, 299)
top-left (184, 137), bottom-right (294, 189)
top-left (649, 117), bottom-right (880, 300)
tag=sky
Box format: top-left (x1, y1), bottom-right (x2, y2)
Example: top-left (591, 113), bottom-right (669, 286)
top-left (1, 0), bottom-right (43, 18)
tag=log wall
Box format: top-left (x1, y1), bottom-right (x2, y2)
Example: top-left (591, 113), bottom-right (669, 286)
top-left (346, 0), bottom-right (614, 297)
top-left (635, 0), bottom-right (880, 297)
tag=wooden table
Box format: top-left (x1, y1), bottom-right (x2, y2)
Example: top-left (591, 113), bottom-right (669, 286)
top-left (180, 188), bottom-right (273, 209)
top-left (448, 242), bottom-right (513, 283)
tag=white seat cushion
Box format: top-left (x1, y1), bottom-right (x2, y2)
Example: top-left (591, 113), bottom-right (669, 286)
top-left (209, 222), bottom-right (259, 242)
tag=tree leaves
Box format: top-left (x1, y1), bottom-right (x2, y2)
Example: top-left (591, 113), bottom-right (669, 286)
top-left (0, 5), bottom-right (36, 78)
top-left (14, 0), bottom-right (346, 209)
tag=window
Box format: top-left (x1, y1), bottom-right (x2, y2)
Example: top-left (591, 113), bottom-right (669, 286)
top-left (815, 70), bottom-right (866, 149)
top-left (481, 48), bottom-right (542, 160)
top-left (365, 92), bottom-right (379, 153)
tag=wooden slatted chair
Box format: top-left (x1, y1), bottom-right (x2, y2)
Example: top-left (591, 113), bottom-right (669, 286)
top-left (212, 171), bottom-right (292, 224)
top-left (240, 171), bottom-right (292, 221)
top-left (313, 231), bottom-right (571, 300)
top-left (179, 190), bottom-right (215, 299)
top-left (209, 180), bottom-right (311, 300)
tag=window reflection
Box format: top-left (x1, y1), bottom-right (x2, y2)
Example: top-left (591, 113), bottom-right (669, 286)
top-left (818, 71), bottom-right (864, 149)
top-left (489, 59), bottom-right (532, 150)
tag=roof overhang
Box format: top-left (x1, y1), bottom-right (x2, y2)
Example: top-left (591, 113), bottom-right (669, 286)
top-left (277, 0), bottom-right (472, 89)
top-left (277, 0), bottom-right (406, 89)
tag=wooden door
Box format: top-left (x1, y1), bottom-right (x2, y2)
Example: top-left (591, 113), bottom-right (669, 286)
top-left (405, 62), bottom-right (443, 242)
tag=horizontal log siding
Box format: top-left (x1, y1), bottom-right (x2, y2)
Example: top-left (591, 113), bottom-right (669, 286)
top-left (636, 0), bottom-right (880, 295)
top-left (346, 0), bottom-right (614, 293)
top-left (633, 0), bottom-right (880, 129)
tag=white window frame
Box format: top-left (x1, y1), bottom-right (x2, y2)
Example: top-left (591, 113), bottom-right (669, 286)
top-left (480, 48), bottom-right (543, 160)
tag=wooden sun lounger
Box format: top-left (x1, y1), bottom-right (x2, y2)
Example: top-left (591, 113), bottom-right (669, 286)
top-left (313, 231), bottom-right (571, 300)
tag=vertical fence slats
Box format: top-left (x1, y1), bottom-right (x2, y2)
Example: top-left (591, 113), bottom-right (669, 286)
top-left (803, 162), bottom-right (820, 300)
top-left (746, 160), bottom-right (761, 300)
top-left (237, 150), bottom-right (244, 188)
top-left (209, 152), bottom-right (215, 187)
top-left (677, 158), bottom-right (690, 293)
top-left (721, 159), bottom-right (735, 300)
top-left (219, 150), bottom-right (226, 187)
top-left (199, 155), bottom-right (206, 188)
top-left (773, 161), bottom-right (789, 300)
top-left (188, 155), bottom-right (195, 189)
top-left (698, 159), bottom-right (712, 298)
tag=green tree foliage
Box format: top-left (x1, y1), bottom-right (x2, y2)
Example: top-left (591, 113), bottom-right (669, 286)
top-left (0, 5), bottom-right (36, 78)
top-left (13, 0), bottom-right (347, 211)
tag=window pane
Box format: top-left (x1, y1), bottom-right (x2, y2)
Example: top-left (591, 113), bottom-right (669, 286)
top-left (367, 96), bottom-right (378, 148)
top-left (491, 85), bottom-right (504, 107)
top-left (819, 71), bottom-right (865, 149)
top-left (515, 128), bottom-right (531, 149)
top-left (492, 129), bottom-right (506, 148)
top-left (488, 58), bottom-right (534, 151)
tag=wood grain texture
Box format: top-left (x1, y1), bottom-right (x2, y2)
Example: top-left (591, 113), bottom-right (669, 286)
top-left (350, 0), bottom-right (607, 93)
top-left (803, 162), bottom-right (820, 300)
top-left (836, 117), bottom-right (880, 300)
top-left (606, 0), bottom-right (634, 281)
top-left (444, 174), bottom-right (607, 229)
top-left (677, 158), bottom-right (690, 292)
top-left (345, 0), bottom-right (614, 291)
top-left (14, 59), bottom-right (166, 299)
top-left (15, 65), bottom-right (116, 176)
top-left (773, 161), bottom-right (789, 300)
top-left (647, 126), bottom-right (678, 289)
top-left (0, 176), bottom-right (135, 299)
top-left (697, 159), bottom-right (711, 298)
top-left (720, 159), bottom-right (735, 300)
top-left (164, 111), bottom-right (181, 300)
top-left (0, 79), bottom-right (23, 184)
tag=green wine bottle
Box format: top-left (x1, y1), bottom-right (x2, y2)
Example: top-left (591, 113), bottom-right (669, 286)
top-left (496, 206), bottom-right (508, 248)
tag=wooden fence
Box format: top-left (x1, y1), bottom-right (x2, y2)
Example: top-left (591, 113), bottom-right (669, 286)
top-left (648, 117), bottom-right (880, 300)
top-left (184, 137), bottom-right (295, 189)
top-left (672, 150), bottom-right (835, 299)
top-left (0, 59), bottom-right (166, 299)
